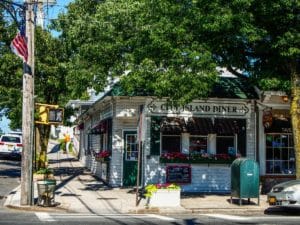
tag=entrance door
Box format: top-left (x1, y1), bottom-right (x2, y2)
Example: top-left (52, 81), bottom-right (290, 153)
top-left (123, 131), bottom-right (138, 186)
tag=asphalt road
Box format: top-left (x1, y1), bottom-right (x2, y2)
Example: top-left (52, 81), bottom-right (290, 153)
top-left (0, 211), bottom-right (300, 225)
top-left (0, 157), bottom-right (21, 208)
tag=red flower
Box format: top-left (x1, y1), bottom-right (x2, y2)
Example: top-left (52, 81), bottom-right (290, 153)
top-left (95, 150), bottom-right (111, 159)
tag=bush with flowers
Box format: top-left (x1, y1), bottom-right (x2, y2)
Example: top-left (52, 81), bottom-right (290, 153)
top-left (160, 152), bottom-right (238, 164)
top-left (144, 183), bottom-right (181, 197)
top-left (94, 150), bottom-right (111, 162)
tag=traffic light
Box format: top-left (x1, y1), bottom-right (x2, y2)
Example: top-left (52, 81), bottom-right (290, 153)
top-left (35, 103), bottom-right (64, 125)
top-left (48, 108), bottom-right (64, 123)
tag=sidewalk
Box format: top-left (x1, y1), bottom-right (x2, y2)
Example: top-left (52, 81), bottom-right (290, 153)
top-left (4, 141), bottom-right (270, 215)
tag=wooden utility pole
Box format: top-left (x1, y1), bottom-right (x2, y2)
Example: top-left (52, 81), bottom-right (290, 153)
top-left (20, 0), bottom-right (35, 206)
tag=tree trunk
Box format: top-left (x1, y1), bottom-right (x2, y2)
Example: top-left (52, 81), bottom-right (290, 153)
top-left (290, 71), bottom-right (300, 179)
top-left (36, 124), bottom-right (51, 170)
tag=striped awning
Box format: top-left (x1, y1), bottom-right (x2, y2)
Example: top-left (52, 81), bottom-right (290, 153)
top-left (186, 117), bottom-right (214, 135)
top-left (160, 117), bottom-right (187, 134)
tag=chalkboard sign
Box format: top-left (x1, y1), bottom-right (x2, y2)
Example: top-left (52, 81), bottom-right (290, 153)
top-left (166, 165), bottom-right (191, 184)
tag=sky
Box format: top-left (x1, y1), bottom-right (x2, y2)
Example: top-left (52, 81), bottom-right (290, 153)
top-left (0, 0), bottom-right (73, 134)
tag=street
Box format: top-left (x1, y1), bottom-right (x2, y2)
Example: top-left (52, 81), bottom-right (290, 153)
top-left (0, 157), bottom-right (21, 209)
top-left (1, 156), bottom-right (300, 224)
top-left (0, 211), bottom-right (300, 225)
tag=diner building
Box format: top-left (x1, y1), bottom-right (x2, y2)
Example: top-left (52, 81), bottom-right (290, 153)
top-left (72, 71), bottom-right (262, 193)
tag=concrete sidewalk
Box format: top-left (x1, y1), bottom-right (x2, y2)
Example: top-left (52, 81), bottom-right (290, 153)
top-left (4, 141), bottom-right (270, 215)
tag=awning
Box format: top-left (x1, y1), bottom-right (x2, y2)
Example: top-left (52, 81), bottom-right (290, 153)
top-left (186, 117), bottom-right (214, 135)
top-left (90, 120), bottom-right (108, 134)
top-left (214, 118), bottom-right (241, 135)
top-left (265, 117), bottom-right (292, 133)
top-left (160, 117), bottom-right (187, 134)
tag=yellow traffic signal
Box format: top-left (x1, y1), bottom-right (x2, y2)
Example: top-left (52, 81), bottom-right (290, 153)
top-left (35, 103), bottom-right (64, 125)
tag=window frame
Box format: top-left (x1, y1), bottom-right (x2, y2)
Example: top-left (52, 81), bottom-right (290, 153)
top-left (265, 133), bottom-right (295, 175)
top-left (216, 135), bottom-right (237, 155)
top-left (161, 133), bottom-right (181, 154)
top-left (189, 135), bottom-right (208, 154)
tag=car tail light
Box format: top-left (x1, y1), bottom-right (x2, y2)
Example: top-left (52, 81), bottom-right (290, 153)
top-left (0, 142), bottom-right (4, 145)
top-left (17, 144), bottom-right (23, 147)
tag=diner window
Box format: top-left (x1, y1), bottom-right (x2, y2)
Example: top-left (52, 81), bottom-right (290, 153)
top-left (266, 134), bottom-right (295, 175)
top-left (216, 136), bottom-right (235, 155)
top-left (161, 135), bottom-right (181, 153)
top-left (189, 136), bottom-right (207, 154)
top-left (100, 133), bottom-right (107, 150)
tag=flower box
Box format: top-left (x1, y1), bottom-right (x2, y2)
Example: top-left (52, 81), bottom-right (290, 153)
top-left (159, 152), bottom-right (237, 164)
top-left (147, 189), bottom-right (181, 207)
top-left (145, 183), bottom-right (181, 207)
top-left (94, 150), bottom-right (111, 162)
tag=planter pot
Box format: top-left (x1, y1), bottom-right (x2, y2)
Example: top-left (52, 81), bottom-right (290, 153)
top-left (147, 189), bottom-right (181, 207)
top-left (33, 173), bottom-right (54, 181)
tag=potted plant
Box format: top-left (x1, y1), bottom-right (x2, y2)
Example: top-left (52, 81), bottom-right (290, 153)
top-left (144, 183), bottom-right (181, 207)
top-left (34, 167), bottom-right (54, 181)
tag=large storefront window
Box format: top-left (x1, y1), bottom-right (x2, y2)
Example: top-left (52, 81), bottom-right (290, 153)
top-left (266, 134), bottom-right (295, 175)
top-left (216, 136), bottom-right (235, 154)
top-left (161, 135), bottom-right (181, 153)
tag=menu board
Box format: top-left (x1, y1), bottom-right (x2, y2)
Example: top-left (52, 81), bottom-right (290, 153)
top-left (166, 165), bottom-right (191, 184)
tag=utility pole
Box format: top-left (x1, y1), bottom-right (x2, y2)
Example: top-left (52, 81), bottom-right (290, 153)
top-left (20, 0), bottom-right (35, 206)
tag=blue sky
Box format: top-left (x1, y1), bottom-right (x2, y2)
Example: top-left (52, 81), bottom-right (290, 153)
top-left (0, 0), bottom-right (73, 133)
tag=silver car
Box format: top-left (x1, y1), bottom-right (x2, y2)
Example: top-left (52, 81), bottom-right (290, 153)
top-left (268, 180), bottom-right (300, 208)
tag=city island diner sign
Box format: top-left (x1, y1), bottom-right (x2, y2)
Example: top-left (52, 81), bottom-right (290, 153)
top-left (147, 101), bottom-right (250, 117)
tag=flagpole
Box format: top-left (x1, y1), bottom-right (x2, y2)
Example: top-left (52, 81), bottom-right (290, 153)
top-left (20, 0), bottom-right (34, 206)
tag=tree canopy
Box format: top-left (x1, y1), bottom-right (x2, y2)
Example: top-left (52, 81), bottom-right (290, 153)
top-left (54, 0), bottom-right (299, 102)
top-left (0, 11), bottom-right (69, 129)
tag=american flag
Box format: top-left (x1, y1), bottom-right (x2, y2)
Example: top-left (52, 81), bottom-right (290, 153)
top-left (11, 31), bottom-right (28, 62)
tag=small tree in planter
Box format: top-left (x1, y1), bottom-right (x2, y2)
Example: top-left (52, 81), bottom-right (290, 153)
top-left (34, 167), bottom-right (54, 181)
top-left (144, 183), bottom-right (181, 207)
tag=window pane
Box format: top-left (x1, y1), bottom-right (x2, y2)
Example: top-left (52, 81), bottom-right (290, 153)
top-left (266, 161), bottom-right (273, 174)
top-left (289, 149), bottom-right (295, 161)
top-left (266, 148), bottom-right (273, 160)
top-left (162, 136), bottom-right (181, 153)
top-left (266, 135), bottom-right (273, 147)
top-left (281, 135), bottom-right (288, 147)
top-left (274, 148), bottom-right (281, 159)
top-left (216, 136), bottom-right (234, 154)
top-left (272, 135), bottom-right (281, 148)
top-left (273, 161), bottom-right (282, 173)
top-left (282, 161), bottom-right (293, 174)
top-left (282, 148), bottom-right (288, 160)
top-left (189, 136), bottom-right (207, 154)
top-left (289, 135), bottom-right (294, 146)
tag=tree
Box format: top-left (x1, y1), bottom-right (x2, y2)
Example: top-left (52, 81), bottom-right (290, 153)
top-left (55, 0), bottom-right (299, 176)
top-left (192, 0), bottom-right (299, 176)
top-left (0, 5), bottom-right (70, 169)
top-left (53, 0), bottom-right (218, 104)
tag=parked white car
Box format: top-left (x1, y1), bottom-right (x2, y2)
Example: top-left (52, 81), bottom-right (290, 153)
top-left (268, 179), bottom-right (300, 208)
top-left (0, 134), bottom-right (23, 159)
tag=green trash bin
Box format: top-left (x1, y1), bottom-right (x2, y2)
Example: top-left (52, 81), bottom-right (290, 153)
top-left (230, 158), bottom-right (260, 205)
top-left (37, 179), bottom-right (56, 207)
